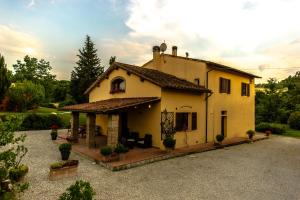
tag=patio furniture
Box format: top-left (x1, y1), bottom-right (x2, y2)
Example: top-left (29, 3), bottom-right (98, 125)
top-left (125, 132), bottom-right (140, 148)
top-left (79, 125), bottom-right (86, 138)
top-left (136, 134), bottom-right (152, 148)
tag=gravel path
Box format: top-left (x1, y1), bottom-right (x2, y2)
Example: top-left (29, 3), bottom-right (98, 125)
top-left (20, 130), bottom-right (300, 200)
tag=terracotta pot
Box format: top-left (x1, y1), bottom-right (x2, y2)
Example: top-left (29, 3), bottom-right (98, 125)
top-left (49, 161), bottom-right (79, 181)
top-left (60, 151), bottom-right (70, 160)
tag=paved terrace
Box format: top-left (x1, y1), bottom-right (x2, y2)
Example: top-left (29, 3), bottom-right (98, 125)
top-left (20, 130), bottom-right (300, 200)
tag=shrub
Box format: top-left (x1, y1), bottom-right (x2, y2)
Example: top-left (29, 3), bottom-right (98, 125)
top-left (163, 137), bottom-right (176, 149)
top-left (40, 103), bottom-right (57, 109)
top-left (50, 162), bottom-right (64, 169)
top-left (0, 161), bottom-right (8, 181)
top-left (100, 146), bottom-right (112, 156)
top-left (8, 164), bottom-right (29, 182)
top-left (59, 180), bottom-right (95, 200)
top-left (255, 122), bottom-right (286, 134)
top-left (114, 144), bottom-right (128, 154)
top-left (288, 111), bottom-right (300, 130)
top-left (255, 122), bottom-right (272, 132)
top-left (50, 160), bottom-right (79, 169)
top-left (59, 143), bottom-right (72, 152)
top-left (20, 114), bottom-right (63, 131)
top-left (216, 134), bottom-right (224, 143)
top-left (246, 130), bottom-right (255, 139)
top-left (59, 99), bottom-right (76, 108)
top-left (271, 124), bottom-right (286, 135)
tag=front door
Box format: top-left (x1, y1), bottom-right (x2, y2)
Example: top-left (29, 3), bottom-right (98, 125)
top-left (221, 111), bottom-right (227, 137)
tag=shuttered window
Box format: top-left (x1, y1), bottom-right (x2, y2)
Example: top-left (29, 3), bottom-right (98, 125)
top-left (192, 112), bottom-right (197, 130)
top-left (176, 113), bottom-right (189, 131)
top-left (219, 78), bottom-right (231, 94)
top-left (241, 83), bottom-right (250, 96)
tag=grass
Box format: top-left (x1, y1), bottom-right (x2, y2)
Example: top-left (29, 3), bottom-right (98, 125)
top-left (261, 123), bottom-right (300, 138)
top-left (0, 107), bottom-right (87, 127)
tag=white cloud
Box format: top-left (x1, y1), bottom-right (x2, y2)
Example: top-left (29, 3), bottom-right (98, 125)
top-left (0, 25), bottom-right (41, 68)
top-left (115, 0), bottom-right (300, 82)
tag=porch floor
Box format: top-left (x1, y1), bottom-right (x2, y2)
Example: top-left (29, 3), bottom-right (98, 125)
top-left (55, 131), bottom-right (268, 170)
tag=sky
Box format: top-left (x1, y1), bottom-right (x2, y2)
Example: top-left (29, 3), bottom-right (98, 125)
top-left (1, 0), bottom-right (300, 82)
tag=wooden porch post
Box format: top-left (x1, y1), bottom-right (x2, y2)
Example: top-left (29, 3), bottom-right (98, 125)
top-left (71, 111), bottom-right (79, 142)
top-left (86, 113), bottom-right (96, 148)
top-left (107, 114), bottom-right (119, 148)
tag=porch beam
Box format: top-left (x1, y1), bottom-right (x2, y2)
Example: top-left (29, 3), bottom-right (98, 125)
top-left (86, 113), bottom-right (96, 148)
top-left (71, 111), bottom-right (79, 142)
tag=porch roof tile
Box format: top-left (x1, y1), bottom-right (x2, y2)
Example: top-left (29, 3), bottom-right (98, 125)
top-left (61, 97), bottom-right (160, 113)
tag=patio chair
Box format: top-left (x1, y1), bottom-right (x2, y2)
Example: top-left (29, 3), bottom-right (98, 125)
top-left (136, 134), bottom-right (152, 148)
top-left (126, 132), bottom-right (140, 148)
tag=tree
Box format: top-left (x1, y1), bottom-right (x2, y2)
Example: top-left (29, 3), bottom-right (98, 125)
top-left (109, 56), bottom-right (116, 65)
top-left (0, 54), bottom-right (11, 101)
top-left (8, 81), bottom-right (45, 112)
top-left (13, 55), bottom-right (56, 102)
top-left (52, 80), bottom-right (71, 102)
top-left (70, 35), bottom-right (104, 103)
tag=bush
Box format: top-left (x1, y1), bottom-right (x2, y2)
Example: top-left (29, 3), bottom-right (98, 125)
top-left (20, 114), bottom-right (63, 131)
top-left (163, 137), bottom-right (176, 149)
top-left (255, 122), bottom-right (286, 134)
top-left (50, 160), bottom-right (79, 169)
top-left (40, 103), bottom-right (57, 109)
top-left (255, 122), bottom-right (272, 132)
top-left (100, 146), bottom-right (112, 156)
top-left (59, 99), bottom-right (76, 108)
top-left (8, 164), bottom-right (29, 182)
top-left (59, 143), bottom-right (72, 152)
top-left (288, 111), bottom-right (300, 130)
top-left (50, 162), bottom-right (64, 169)
top-left (0, 162), bottom-right (8, 181)
top-left (59, 180), bottom-right (95, 200)
top-left (114, 144), bottom-right (128, 154)
top-left (216, 134), bottom-right (224, 143)
top-left (246, 130), bottom-right (255, 139)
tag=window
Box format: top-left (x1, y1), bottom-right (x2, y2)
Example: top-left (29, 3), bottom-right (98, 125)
top-left (194, 78), bottom-right (200, 86)
top-left (192, 112), bottom-right (197, 130)
top-left (219, 78), bottom-right (231, 94)
top-left (176, 113), bottom-right (188, 131)
top-left (175, 112), bottom-right (198, 131)
top-left (110, 77), bottom-right (125, 94)
top-left (241, 83), bottom-right (250, 96)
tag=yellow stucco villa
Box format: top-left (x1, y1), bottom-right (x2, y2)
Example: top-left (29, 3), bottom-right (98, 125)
top-left (62, 45), bottom-right (260, 150)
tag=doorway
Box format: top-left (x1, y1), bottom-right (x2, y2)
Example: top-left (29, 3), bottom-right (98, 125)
top-left (221, 111), bottom-right (227, 137)
top-left (119, 112), bottom-right (128, 140)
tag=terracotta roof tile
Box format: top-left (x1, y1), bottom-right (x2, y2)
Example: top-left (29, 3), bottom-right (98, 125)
top-left (61, 97), bottom-right (160, 113)
top-left (85, 62), bottom-right (210, 94)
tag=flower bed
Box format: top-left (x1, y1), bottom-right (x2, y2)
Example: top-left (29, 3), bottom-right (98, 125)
top-left (49, 160), bottom-right (79, 181)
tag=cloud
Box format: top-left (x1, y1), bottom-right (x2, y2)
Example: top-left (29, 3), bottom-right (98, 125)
top-left (0, 25), bottom-right (42, 68)
top-left (27, 0), bottom-right (36, 8)
top-left (116, 0), bottom-right (300, 82)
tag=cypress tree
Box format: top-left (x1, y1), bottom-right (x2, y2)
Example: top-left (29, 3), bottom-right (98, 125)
top-left (70, 35), bottom-right (104, 103)
top-left (0, 54), bottom-right (11, 101)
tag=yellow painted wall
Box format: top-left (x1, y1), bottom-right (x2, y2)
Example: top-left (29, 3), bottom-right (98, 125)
top-left (143, 55), bottom-right (207, 86)
top-left (206, 70), bottom-right (255, 142)
top-left (127, 102), bottom-right (161, 148)
top-left (89, 68), bottom-right (161, 102)
top-left (95, 114), bottom-right (108, 136)
top-left (160, 89), bottom-right (206, 149)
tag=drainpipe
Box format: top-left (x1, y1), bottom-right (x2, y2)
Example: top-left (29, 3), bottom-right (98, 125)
top-left (205, 69), bottom-right (214, 143)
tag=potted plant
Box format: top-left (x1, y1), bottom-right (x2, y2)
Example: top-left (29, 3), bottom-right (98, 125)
top-left (50, 124), bottom-right (59, 140)
top-left (49, 160), bottom-right (79, 181)
top-left (246, 129), bottom-right (255, 140)
top-left (100, 146), bottom-right (119, 162)
top-left (8, 164), bottom-right (29, 183)
top-left (59, 143), bottom-right (72, 160)
top-left (215, 134), bottom-right (224, 148)
top-left (114, 144), bottom-right (129, 160)
top-left (161, 109), bottom-right (177, 152)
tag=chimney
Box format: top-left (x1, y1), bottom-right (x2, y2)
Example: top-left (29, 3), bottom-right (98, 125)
top-left (172, 46), bottom-right (177, 56)
top-left (185, 52), bottom-right (189, 58)
top-left (152, 45), bottom-right (161, 69)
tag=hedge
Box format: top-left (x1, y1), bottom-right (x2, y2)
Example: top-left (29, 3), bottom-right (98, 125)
top-left (255, 122), bottom-right (286, 135)
top-left (19, 113), bottom-right (64, 131)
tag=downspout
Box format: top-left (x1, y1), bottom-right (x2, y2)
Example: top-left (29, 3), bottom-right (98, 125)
top-left (205, 69), bottom-right (214, 143)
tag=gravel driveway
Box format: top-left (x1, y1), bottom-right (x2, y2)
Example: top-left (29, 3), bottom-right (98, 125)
top-left (20, 130), bottom-right (300, 200)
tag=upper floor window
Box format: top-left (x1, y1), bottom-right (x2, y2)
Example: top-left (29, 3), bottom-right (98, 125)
top-left (219, 77), bottom-right (231, 94)
top-left (110, 77), bottom-right (125, 94)
top-left (241, 83), bottom-right (250, 96)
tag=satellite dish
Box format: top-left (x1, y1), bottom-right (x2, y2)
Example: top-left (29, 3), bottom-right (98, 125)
top-left (160, 42), bottom-right (167, 53)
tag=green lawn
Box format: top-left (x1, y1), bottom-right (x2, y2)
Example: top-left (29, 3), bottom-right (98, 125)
top-left (0, 107), bottom-right (86, 127)
top-left (268, 123), bottom-right (300, 138)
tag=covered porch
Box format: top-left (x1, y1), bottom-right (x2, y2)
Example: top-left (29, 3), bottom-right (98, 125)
top-left (61, 97), bottom-right (161, 149)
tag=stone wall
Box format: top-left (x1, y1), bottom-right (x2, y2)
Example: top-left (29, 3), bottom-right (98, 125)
top-left (107, 114), bottom-right (119, 148)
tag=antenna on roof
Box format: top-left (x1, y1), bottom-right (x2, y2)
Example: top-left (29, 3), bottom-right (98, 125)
top-left (160, 41), bottom-right (167, 53)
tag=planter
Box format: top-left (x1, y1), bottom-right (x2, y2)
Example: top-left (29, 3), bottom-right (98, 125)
top-left (51, 135), bottom-right (57, 140)
top-left (265, 130), bottom-right (272, 137)
top-left (119, 153), bottom-right (127, 161)
top-left (163, 138), bottom-right (176, 151)
top-left (51, 130), bottom-right (58, 140)
top-left (60, 151), bottom-right (71, 160)
top-left (49, 160), bottom-right (79, 181)
top-left (101, 153), bottom-right (119, 162)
